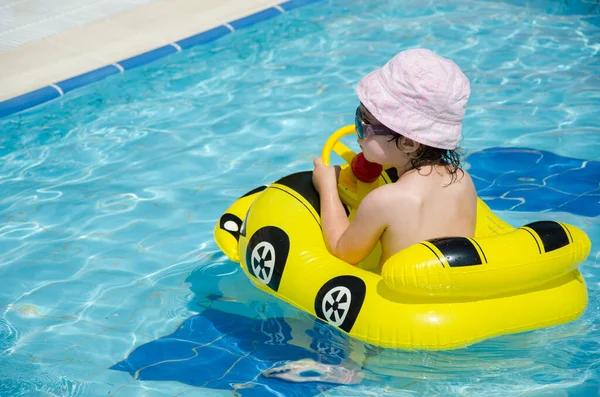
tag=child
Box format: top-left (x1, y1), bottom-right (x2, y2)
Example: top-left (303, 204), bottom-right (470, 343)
top-left (312, 48), bottom-right (477, 267)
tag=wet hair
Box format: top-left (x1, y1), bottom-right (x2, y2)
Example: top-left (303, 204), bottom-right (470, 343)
top-left (388, 135), bottom-right (465, 185)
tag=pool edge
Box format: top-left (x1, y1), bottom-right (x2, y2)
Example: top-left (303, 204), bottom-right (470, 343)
top-left (0, 0), bottom-right (324, 120)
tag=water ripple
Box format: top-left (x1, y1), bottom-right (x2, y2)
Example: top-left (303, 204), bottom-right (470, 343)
top-left (0, 355), bottom-right (84, 397)
top-left (0, 0), bottom-right (598, 396)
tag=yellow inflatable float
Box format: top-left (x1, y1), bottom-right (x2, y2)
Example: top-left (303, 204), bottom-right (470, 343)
top-left (214, 126), bottom-right (591, 350)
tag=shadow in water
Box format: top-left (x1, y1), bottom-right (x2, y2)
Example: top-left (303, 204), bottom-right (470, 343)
top-left (111, 147), bottom-right (599, 395)
top-left (110, 306), bottom-right (368, 395)
top-left (467, 147), bottom-right (600, 217)
top-left (110, 260), bottom-right (374, 396)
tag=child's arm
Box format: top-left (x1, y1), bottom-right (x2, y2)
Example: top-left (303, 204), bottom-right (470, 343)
top-left (313, 157), bottom-right (386, 265)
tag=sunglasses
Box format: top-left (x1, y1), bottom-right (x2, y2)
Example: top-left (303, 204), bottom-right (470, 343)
top-left (355, 106), bottom-right (397, 139)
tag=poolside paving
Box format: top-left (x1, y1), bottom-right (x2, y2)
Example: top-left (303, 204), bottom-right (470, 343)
top-left (0, 0), bottom-right (285, 102)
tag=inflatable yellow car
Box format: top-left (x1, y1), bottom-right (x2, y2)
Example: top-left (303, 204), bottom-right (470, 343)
top-left (214, 126), bottom-right (590, 350)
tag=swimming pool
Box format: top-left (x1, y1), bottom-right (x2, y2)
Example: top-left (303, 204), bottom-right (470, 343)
top-left (1, 0), bottom-right (599, 395)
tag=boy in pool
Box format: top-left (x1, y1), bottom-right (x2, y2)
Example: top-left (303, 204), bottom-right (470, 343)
top-left (312, 48), bottom-right (477, 267)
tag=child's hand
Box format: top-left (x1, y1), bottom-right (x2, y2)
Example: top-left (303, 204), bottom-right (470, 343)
top-left (312, 157), bottom-right (340, 194)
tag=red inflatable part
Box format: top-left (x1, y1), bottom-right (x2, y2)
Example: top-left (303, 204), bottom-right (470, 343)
top-left (351, 152), bottom-right (383, 183)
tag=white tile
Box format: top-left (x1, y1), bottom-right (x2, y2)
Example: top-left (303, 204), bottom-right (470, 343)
top-left (0, 37), bottom-right (106, 100)
top-left (45, 0), bottom-right (95, 14)
top-left (0, 4), bottom-right (49, 32)
top-left (47, 17), bottom-right (172, 64)
top-left (122, 0), bottom-right (156, 5)
top-left (0, 26), bottom-right (45, 50)
top-left (0, 0), bottom-right (288, 101)
top-left (0, 0), bottom-right (157, 48)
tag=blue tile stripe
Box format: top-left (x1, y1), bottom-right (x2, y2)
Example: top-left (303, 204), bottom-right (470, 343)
top-left (56, 65), bottom-right (122, 94)
top-left (279, 0), bottom-right (322, 11)
top-left (229, 7), bottom-right (283, 30)
top-left (119, 45), bottom-right (179, 71)
top-left (0, 0), bottom-right (324, 120)
top-left (0, 86), bottom-right (61, 118)
top-left (176, 26), bottom-right (232, 50)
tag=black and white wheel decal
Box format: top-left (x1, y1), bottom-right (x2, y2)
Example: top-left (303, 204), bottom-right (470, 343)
top-left (245, 226), bottom-right (289, 292)
top-left (321, 286), bottom-right (352, 327)
top-left (315, 276), bottom-right (366, 333)
top-left (250, 241), bottom-right (276, 285)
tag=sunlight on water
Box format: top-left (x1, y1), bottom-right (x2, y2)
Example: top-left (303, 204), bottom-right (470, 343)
top-left (0, 0), bottom-right (598, 395)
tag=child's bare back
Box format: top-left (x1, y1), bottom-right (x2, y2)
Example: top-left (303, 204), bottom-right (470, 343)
top-left (375, 165), bottom-right (477, 264)
top-left (312, 48), bottom-right (477, 267)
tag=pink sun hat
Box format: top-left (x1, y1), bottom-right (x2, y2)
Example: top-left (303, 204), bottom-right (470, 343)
top-left (356, 48), bottom-right (471, 150)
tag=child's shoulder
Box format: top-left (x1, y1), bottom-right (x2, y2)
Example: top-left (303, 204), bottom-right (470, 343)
top-left (402, 165), bottom-right (471, 184)
top-left (391, 166), bottom-right (474, 199)
top-left (368, 177), bottom-right (421, 205)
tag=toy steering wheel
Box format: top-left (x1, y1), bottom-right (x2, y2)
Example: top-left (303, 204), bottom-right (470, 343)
top-left (320, 125), bottom-right (383, 210)
top-left (321, 125), bottom-right (383, 184)
top-left (321, 125), bottom-right (357, 167)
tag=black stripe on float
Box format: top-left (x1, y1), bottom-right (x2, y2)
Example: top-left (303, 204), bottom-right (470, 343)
top-left (275, 171), bottom-right (320, 215)
top-left (427, 237), bottom-right (483, 267)
top-left (559, 221), bottom-right (573, 243)
top-left (524, 221), bottom-right (570, 253)
top-left (520, 227), bottom-right (542, 254)
top-left (270, 185), bottom-right (321, 228)
top-left (241, 185), bottom-right (267, 198)
top-left (420, 243), bottom-right (445, 268)
top-left (470, 238), bottom-right (488, 264)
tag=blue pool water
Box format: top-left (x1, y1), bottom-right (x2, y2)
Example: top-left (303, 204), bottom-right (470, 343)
top-left (1, 0), bottom-right (599, 396)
